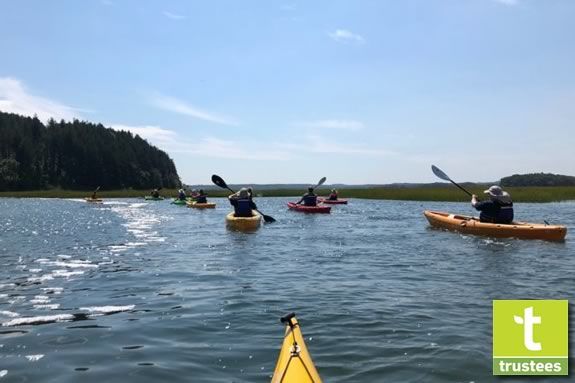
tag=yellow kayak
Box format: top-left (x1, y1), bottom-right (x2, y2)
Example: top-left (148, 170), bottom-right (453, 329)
top-left (272, 313), bottom-right (322, 383)
top-left (84, 197), bottom-right (103, 203)
top-left (186, 201), bottom-right (216, 209)
top-left (225, 211), bottom-right (261, 231)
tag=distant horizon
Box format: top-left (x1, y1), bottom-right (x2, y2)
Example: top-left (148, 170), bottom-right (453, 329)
top-left (1, 1), bottom-right (574, 184)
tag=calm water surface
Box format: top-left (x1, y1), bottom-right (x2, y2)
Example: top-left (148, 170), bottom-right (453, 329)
top-left (0, 197), bottom-right (573, 382)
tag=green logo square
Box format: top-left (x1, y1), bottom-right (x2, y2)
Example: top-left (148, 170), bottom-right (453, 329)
top-left (493, 300), bottom-right (568, 375)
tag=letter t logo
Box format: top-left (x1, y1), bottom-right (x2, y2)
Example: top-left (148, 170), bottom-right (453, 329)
top-left (514, 306), bottom-right (542, 351)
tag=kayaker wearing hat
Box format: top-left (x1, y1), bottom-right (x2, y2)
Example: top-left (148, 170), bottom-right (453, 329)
top-left (296, 187), bottom-right (318, 206)
top-left (327, 189), bottom-right (338, 201)
top-left (229, 187), bottom-right (257, 217)
top-left (177, 188), bottom-right (187, 200)
top-left (471, 185), bottom-right (514, 224)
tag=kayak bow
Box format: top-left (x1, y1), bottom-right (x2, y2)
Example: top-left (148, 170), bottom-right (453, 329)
top-left (272, 313), bottom-right (322, 383)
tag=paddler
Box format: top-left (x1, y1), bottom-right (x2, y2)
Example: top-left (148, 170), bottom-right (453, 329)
top-left (228, 187), bottom-right (257, 217)
top-left (151, 189), bottom-right (160, 198)
top-left (327, 189), bottom-right (338, 201)
top-left (295, 187), bottom-right (318, 206)
top-left (194, 189), bottom-right (208, 203)
top-left (471, 185), bottom-right (514, 224)
top-left (177, 188), bottom-right (187, 201)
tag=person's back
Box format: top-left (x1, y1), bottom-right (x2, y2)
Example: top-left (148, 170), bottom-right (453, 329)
top-left (229, 188), bottom-right (256, 217)
top-left (328, 189), bottom-right (338, 201)
top-left (297, 187), bottom-right (317, 206)
top-left (151, 189), bottom-right (160, 198)
top-left (195, 189), bottom-right (208, 204)
top-left (178, 189), bottom-right (186, 200)
top-left (472, 186), bottom-right (514, 224)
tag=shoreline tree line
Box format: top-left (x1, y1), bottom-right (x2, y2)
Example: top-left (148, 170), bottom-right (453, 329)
top-left (0, 111), bottom-right (180, 191)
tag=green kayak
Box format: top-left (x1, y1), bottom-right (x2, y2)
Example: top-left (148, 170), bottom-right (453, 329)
top-left (171, 198), bottom-right (189, 205)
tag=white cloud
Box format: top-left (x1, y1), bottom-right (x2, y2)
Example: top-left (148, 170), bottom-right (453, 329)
top-left (278, 135), bottom-right (392, 157)
top-left (149, 93), bottom-right (239, 126)
top-left (493, 0), bottom-right (519, 5)
top-left (0, 77), bottom-right (82, 122)
top-left (163, 11), bottom-right (186, 20)
top-left (175, 137), bottom-right (290, 160)
top-left (328, 29), bottom-right (365, 44)
top-left (293, 119), bottom-right (365, 131)
top-left (110, 124), bottom-right (178, 146)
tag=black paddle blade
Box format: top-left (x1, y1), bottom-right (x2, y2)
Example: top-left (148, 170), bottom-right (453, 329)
top-left (262, 214), bottom-right (276, 223)
top-left (316, 177), bottom-right (327, 188)
top-left (211, 174), bottom-right (228, 189)
top-left (431, 165), bottom-right (451, 182)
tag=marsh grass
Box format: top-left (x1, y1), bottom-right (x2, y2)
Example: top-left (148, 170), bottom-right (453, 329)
top-left (2, 186), bottom-right (575, 202)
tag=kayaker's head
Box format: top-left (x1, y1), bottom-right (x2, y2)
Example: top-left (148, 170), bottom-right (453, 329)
top-left (484, 185), bottom-right (511, 203)
top-left (199, 189), bottom-right (204, 194)
top-left (247, 187), bottom-right (253, 194)
top-left (307, 187), bottom-right (314, 193)
top-left (236, 187), bottom-right (249, 199)
top-left (331, 189), bottom-right (336, 193)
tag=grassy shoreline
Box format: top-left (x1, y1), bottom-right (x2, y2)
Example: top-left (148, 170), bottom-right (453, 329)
top-left (1, 186), bottom-right (575, 203)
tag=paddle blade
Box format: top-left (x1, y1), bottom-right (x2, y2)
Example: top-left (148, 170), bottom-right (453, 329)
top-left (431, 165), bottom-right (451, 182)
top-left (211, 174), bottom-right (228, 189)
top-left (262, 214), bottom-right (276, 223)
top-left (316, 177), bottom-right (327, 188)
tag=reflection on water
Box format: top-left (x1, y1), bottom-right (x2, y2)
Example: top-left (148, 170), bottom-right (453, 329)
top-left (0, 197), bottom-right (573, 382)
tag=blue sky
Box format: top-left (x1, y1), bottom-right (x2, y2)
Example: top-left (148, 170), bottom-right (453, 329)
top-left (1, 0), bottom-right (574, 185)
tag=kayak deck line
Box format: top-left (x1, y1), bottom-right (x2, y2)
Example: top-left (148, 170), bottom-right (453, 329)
top-left (272, 313), bottom-right (322, 383)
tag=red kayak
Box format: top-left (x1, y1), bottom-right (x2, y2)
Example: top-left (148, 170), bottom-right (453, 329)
top-left (319, 198), bottom-right (348, 205)
top-left (287, 202), bottom-right (331, 213)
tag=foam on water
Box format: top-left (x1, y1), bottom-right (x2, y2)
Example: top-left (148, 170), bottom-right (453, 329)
top-left (2, 314), bottom-right (75, 327)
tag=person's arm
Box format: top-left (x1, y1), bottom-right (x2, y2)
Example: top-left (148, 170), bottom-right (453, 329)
top-left (471, 194), bottom-right (478, 207)
top-left (295, 194), bottom-right (306, 204)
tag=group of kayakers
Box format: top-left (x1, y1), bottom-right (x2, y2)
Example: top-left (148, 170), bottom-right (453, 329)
top-left (149, 183), bottom-right (514, 224)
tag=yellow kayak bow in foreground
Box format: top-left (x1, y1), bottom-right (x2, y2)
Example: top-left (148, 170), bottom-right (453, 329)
top-left (272, 313), bottom-right (322, 383)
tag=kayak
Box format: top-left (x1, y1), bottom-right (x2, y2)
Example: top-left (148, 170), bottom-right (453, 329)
top-left (225, 211), bottom-right (261, 231)
top-left (287, 202), bottom-right (331, 214)
top-left (144, 196), bottom-right (164, 201)
top-left (272, 313), bottom-right (322, 383)
top-left (171, 198), bottom-right (189, 205)
top-left (424, 210), bottom-right (567, 241)
top-left (84, 197), bottom-right (103, 203)
top-left (319, 198), bottom-right (348, 205)
top-left (187, 201), bottom-right (216, 209)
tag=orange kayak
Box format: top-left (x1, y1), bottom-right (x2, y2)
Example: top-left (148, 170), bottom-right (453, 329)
top-left (424, 210), bottom-right (567, 241)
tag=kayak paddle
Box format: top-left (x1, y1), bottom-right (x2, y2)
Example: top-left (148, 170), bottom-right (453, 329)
top-left (313, 177), bottom-right (327, 191)
top-left (431, 165), bottom-right (473, 197)
top-left (211, 174), bottom-right (276, 223)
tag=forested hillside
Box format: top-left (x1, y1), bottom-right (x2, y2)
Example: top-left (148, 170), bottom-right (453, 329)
top-left (500, 173), bottom-right (575, 187)
top-left (0, 112), bottom-right (180, 190)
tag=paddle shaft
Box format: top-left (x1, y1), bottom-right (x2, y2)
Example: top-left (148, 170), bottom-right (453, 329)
top-left (449, 180), bottom-right (473, 197)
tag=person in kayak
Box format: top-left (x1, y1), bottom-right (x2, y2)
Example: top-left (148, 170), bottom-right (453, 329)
top-left (327, 189), bottom-right (338, 201)
top-left (471, 185), bottom-right (514, 224)
top-left (296, 187), bottom-right (318, 206)
top-left (229, 188), bottom-right (257, 217)
top-left (194, 189), bottom-right (208, 203)
top-left (151, 189), bottom-right (160, 198)
top-left (177, 188), bottom-right (187, 200)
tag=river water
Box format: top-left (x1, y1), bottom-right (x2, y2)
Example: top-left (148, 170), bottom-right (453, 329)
top-left (0, 197), bottom-right (573, 382)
